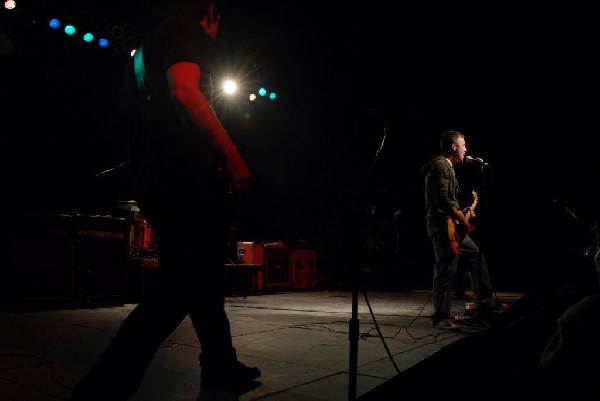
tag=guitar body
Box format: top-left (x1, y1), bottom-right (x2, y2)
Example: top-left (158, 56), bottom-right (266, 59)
top-left (447, 191), bottom-right (478, 255)
top-left (447, 217), bottom-right (464, 255)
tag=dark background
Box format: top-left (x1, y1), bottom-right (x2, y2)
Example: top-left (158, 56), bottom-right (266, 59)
top-left (2, 2), bottom-right (598, 292)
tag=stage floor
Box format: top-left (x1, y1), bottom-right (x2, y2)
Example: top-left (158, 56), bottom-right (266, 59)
top-left (0, 289), bottom-right (525, 401)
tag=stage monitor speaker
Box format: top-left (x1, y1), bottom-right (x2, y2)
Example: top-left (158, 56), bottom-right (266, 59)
top-left (74, 215), bottom-right (129, 298)
top-left (291, 249), bottom-right (317, 289)
top-left (11, 213), bottom-right (75, 301)
top-left (264, 246), bottom-right (291, 288)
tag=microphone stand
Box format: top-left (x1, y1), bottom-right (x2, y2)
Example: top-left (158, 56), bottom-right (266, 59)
top-left (95, 161), bottom-right (130, 178)
top-left (348, 120), bottom-right (389, 401)
top-left (473, 161), bottom-right (491, 323)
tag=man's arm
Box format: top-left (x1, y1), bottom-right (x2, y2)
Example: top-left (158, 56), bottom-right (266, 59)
top-left (451, 206), bottom-right (471, 233)
top-left (167, 61), bottom-right (250, 197)
top-left (434, 171), bottom-right (471, 232)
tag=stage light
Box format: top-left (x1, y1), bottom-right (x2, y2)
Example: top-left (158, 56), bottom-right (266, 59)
top-left (256, 87), bottom-right (277, 100)
top-left (223, 79), bottom-right (237, 94)
top-left (95, 18), bottom-right (110, 33)
top-left (64, 25), bottom-right (76, 36)
top-left (111, 25), bottom-right (124, 39)
top-left (44, 9), bottom-right (134, 54)
top-left (256, 87), bottom-right (277, 101)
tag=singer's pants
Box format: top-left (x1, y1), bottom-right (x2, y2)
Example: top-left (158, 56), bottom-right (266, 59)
top-left (430, 231), bottom-right (492, 320)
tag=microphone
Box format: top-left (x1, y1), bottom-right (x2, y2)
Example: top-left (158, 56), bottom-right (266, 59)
top-left (466, 155), bottom-right (489, 166)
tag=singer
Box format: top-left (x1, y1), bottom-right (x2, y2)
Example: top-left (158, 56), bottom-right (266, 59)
top-left (421, 130), bottom-right (495, 329)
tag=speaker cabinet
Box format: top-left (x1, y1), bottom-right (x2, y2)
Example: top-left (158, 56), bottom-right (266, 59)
top-left (8, 213), bottom-right (130, 303)
top-left (264, 246), bottom-right (291, 288)
top-left (74, 216), bottom-right (129, 298)
top-left (11, 213), bottom-right (75, 301)
top-left (291, 249), bottom-right (317, 289)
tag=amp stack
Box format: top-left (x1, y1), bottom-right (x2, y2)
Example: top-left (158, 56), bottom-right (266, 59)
top-left (6, 212), bottom-right (130, 304)
top-left (234, 240), bottom-right (317, 291)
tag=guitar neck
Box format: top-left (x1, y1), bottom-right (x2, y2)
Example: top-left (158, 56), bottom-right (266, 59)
top-left (465, 191), bottom-right (478, 220)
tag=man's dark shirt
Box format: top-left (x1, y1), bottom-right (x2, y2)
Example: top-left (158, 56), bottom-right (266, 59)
top-left (421, 155), bottom-right (461, 236)
top-left (129, 15), bottom-right (224, 200)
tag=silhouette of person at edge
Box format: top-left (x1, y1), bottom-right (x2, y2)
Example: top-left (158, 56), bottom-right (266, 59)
top-left (69, 1), bottom-right (260, 400)
top-left (490, 207), bottom-right (600, 395)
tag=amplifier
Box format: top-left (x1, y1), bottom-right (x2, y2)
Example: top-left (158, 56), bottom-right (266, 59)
top-left (10, 213), bottom-right (130, 302)
top-left (74, 216), bottom-right (129, 298)
top-left (264, 245), bottom-right (291, 288)
top-left (76, 229), bottom-right (125, 239)
top-left (291, 249), bottom-right (317, 289)
top-left (11, 213), bottom-right (75, 301)
top-left (237, 241), bottom-right (264, 265)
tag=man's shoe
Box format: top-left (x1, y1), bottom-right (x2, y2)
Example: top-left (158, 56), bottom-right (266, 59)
top-left (433, 319), bottom-right (459, 329)
top-left (429, 312), bottom-right (450, 322)
top-left (452, 291), bottom-right (474, 301)
top-left (201, 360), bottom-right (261, 394)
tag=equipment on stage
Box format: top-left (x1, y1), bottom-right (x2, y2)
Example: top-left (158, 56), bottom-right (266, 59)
top-left (114, 200), bottom-right (157, 259)
top-left (115, 200), bottom-right (140, 212)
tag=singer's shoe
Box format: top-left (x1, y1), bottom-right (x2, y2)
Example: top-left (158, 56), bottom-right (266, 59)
top-left (433, 319), bottom-right (459, 329)
top-left (451, 291), bottom-right (474, 301)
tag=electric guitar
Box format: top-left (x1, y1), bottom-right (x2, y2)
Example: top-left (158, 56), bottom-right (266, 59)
top-left (447, 191), bottom-right (478, 255)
